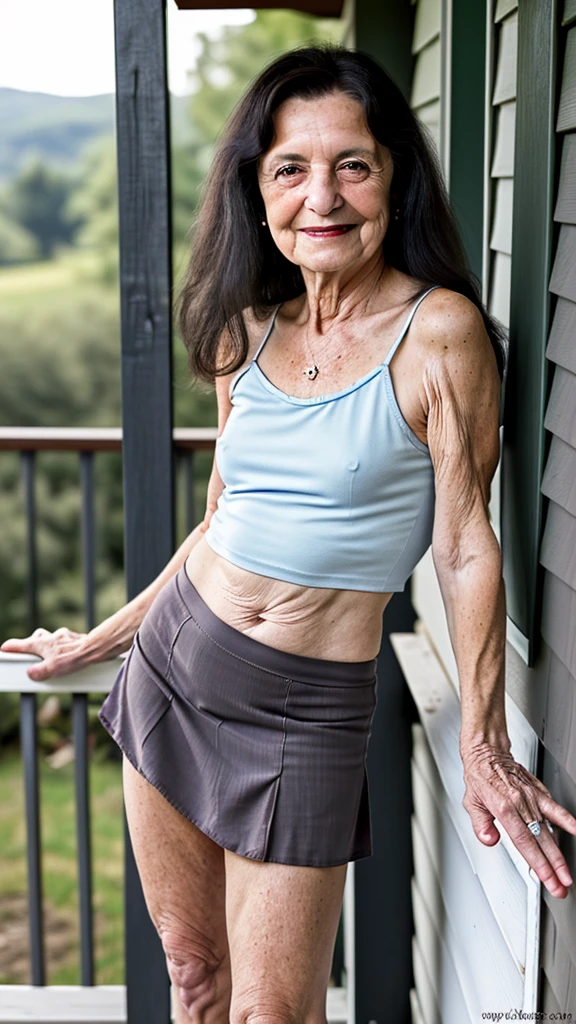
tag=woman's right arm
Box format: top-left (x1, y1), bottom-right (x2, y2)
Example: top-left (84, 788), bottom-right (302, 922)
top-left (0, 329), bottom-right (238, 681)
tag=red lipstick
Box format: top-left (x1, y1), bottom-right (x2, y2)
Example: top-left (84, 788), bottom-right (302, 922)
top-left (299, 225), bottom-right (356, 237)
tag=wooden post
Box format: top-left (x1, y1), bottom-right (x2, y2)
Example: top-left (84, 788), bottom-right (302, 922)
top-left (353, 591), bottom-right (418, 1024)
top-left (113, 0), bottom-right (174, 1019)
top-left (502, 0), bottom-right (556, 662)
top-left (447, 0), bottom-right (487, 285)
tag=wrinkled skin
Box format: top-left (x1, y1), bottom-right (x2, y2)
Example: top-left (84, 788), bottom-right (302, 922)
top-left (460, 740), bottom-right (575, 898)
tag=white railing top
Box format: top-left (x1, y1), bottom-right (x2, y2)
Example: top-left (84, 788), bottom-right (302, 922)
top-left (0, 426), bottom-right (218, 451)
top-left (0, 653), bottom-right (125, 694)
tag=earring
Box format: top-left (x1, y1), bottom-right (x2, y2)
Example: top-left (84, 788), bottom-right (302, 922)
top-left (394, 207), bottom-right (400, 221)
top-left (261, 219), bottom-right (267, 227)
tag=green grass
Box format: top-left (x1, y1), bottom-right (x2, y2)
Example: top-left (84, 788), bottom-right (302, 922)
top-left (0, 245), bottom-right (190, 313)
top-left (0, 249), bottom-right (107, 312)
top-left (0, 745), bottom-right (124, 985)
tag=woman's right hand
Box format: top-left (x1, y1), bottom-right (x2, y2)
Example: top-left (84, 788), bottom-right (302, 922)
top-left (1, 626), bottom-right (92, 682)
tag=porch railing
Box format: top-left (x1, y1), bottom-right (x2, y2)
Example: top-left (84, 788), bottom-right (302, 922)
top-left (0, 427), bottom-right (348, 1024)
top-left (0, 426), bottom-right (217, 635)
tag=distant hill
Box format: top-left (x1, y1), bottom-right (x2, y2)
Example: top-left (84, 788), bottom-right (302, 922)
top-left (0, 88), bottom-right (193, 183)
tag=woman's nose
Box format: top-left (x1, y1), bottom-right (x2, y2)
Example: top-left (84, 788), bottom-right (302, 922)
top-left (303, 171), bottom-right (344, 216)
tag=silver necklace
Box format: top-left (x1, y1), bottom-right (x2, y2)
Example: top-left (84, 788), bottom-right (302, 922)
top-left (301, 320), bottom-right (341, 381)
top-left (299, 282), bottom-right (384, 380)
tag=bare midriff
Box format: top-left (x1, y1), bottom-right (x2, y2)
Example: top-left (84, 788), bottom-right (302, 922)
top-left (184, 535), bottom-right (394, 663)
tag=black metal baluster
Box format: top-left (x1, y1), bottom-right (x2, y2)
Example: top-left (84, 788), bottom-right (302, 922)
top-left (173, 450), bottom-right (182, 545)
top-left (80, 450), bottom-right (96, 631)
top-left (20, 694), bottom-right (45, 985)
top-left (75, 449), bottom-right (96, 984)
top-left (72, 694), bottom-right (95, 985)
top-left (20, 450), bottom-right (38, 634)
top-left (185, 451), bottom-right (195, 533)
top-left (19, 448), bottom-right (45, 984)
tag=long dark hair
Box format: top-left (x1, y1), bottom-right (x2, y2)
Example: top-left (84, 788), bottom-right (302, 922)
top-left (176, 44), bottom-right (507, 384)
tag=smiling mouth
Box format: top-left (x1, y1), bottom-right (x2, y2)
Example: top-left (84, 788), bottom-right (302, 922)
top-left (299, 225), bottom-right (357, 237)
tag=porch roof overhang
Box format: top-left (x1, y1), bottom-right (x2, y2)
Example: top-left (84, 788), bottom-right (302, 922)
top-left (174, 0), bottom-right (344, 17)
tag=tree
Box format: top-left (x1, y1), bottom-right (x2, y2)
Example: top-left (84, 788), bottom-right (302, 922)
top-left (7, 158), bottom-right (79, 259)
top-left (64, 136), bottom-right (119, 283)
top-left (0, 207), bottom-right (39, 265)
top-left (186, 10), bottom-right (342, 151)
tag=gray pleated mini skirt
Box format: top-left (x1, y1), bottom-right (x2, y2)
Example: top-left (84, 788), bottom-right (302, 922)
top-left (98, 564), bottom-right (378, 867)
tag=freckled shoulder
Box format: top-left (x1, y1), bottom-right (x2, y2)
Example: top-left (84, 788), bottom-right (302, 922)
top-left (415, 286), bottom-right (494, 355)
top-left (412, 287), bottom-right (499, 396)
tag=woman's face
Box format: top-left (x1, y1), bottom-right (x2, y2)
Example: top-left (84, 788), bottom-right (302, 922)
top-left (257, 90), bottom-right (394, 277)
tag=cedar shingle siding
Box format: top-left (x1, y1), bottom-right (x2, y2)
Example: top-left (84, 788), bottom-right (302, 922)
top-left (410, 0), bottom-right (441, 153)
top-left (488, 5), bottom-right (517, 328)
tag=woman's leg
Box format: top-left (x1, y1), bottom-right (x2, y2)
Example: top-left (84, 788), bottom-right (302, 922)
top-left (122, 755), bottom-right (232, 1023)
top-left (224, 849), bottom-right (347, 1024)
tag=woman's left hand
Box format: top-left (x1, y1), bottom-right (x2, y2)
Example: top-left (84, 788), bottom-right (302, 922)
top-left (460, 742), bottom-right (576, 899)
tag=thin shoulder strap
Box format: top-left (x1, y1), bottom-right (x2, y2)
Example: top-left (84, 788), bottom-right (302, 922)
top-left (383, 285), bottom-right (441, 367)
top-left (229, 304), bottom-right (282, 401)
top-left (253, 304), bottom-right (282, 362)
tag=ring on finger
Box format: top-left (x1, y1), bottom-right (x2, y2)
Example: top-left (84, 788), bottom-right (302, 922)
top-left (526, 819), bottom-right (554, 837)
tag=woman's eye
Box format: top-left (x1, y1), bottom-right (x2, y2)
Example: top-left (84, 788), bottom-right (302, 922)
top-left (275, 165), bottom-right (303, 178)
top-left (338, 161), bottom-right (369, 174)
top-left (273, 160), bottom-right (369, 181)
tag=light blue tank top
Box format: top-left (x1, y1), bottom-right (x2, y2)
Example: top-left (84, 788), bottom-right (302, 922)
top-left (204, 286), bottom-right (440, 592)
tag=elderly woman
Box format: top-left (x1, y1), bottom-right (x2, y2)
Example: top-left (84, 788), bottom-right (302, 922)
top-left (3, 45), bottom-right (576, 1024)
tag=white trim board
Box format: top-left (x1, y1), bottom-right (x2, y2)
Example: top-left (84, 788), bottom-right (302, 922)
top-left (411, 757), bottom-right (524, 1015)
top-left (0, 985), bottom-right (348, 1024)
top-left (506, 615), bottom-right (530, 663)
top-left (390, 631), bottom-right (540, 1015)
top-left (343, 863), bottom-right (355, 1024)
top-left (0, 986), bottom-right (126, 1023)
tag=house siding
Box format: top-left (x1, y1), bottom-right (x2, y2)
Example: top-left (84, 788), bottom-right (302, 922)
top-left (410, 0), bottom-right (442, 153)
top-left (403, 0), bottom-right (570, 1019)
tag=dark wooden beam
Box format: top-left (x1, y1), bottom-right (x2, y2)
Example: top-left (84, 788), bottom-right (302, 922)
top-left (448, 0), bottom-right (487, 284)
top-left (354, 0), bottom-right (414, 102)
top-left (113, 0), bottom-right (174, 1019)
top-left (354, 589), bottom-right (418, 1024)
top-left (174, 0), bottom-right (343, 15)
top-left (503, 0), bottom-right (557, 663)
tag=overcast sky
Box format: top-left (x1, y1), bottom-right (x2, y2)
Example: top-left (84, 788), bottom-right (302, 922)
top-left (0, 1), bottom-right (255, 97)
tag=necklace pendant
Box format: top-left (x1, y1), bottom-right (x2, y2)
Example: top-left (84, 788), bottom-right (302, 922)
top-left (304, 365), bottom-right (319, 380)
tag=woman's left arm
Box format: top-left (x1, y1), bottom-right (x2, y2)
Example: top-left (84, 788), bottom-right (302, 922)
top-left (422, 292), bottom-right (576, 899)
